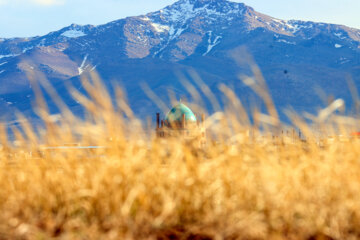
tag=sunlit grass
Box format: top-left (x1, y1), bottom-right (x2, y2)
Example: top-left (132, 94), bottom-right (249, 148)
top-left (0, 70), bottom-right (360, 240)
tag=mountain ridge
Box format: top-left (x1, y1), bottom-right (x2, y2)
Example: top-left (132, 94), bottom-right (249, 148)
top-left (0, 0), bottom-right (359, 121)
top-left (1, 0), bottom-right (359, 59)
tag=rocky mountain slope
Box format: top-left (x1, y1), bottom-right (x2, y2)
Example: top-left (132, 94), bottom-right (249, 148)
top-left (0, 0), bottom-right (359, 121)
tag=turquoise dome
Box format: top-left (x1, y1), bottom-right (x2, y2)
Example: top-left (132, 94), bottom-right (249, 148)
top-left (165, 103), bottom-right (197, 123)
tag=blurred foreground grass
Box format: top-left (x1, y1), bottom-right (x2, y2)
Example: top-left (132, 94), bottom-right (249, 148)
top-left (0, 71), bottom-right (360, 240)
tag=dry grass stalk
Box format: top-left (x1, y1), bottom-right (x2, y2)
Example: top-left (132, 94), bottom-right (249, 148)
top-left (0, 71), bottom-right (359, 240)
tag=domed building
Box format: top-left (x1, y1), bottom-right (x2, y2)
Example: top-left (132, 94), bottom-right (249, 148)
top-left (156, 102), bottom-right (206, 141)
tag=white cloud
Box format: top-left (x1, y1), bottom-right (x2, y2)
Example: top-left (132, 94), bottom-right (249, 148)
top-left (31, 0), bottom-right (64, 6)
top-left (0, 0), bottom-right (65, 6)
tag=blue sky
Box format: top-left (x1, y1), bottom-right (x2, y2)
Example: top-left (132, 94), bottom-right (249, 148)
top-left (1, 0), bottom-right (359, 38)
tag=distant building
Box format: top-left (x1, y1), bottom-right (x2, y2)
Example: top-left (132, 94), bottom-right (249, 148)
top-left (156, 103), bottom-right (206, 143)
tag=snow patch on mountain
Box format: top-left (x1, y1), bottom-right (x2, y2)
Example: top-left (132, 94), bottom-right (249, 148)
top-left (140, 16), bottom-right (151, 21)
top-left (163, 0), bottom-right (194, 23)
top-left (169, 26), bottom-right (187, 40)
top-left (37, 38), bottom-right (46, 47)
top-left (22, 46), bottom-right (34, 53)
top-left (78, 54), bottom-right (88, 75)
top-left (334, 32), bottom-right (346, 39)
top-left (272, 20), bottom-right (315, 34)
top-left (159, 0), bottom-right (245, 26)
top-left (0, 53), bottom-right (20, 59)
top-left (0, 70), bottom-right (5, 74)
top-left (203, 31), bottom-right (222, 56)
top-left (151, 23), bottom-right (170, 33)
top-left (61, 30), bottom-right (87, 38)
top-left (0, 62), bottom-right (7, 67)
top-left (335, 44), bottom-right (342, 48)
top-left (289, 24), bottom-right (310, 33)
top-left (339, 57), bottom-right (350, 64)
top-left (152, 25), bottom-right (188, 57)
top-left (277, 39), bottom-right (296, 45)
top-left (272, 18), bottom-right (282, 24)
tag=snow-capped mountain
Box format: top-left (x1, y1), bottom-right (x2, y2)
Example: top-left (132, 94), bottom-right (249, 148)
top-left (0, 0), bottom-right (359, 121)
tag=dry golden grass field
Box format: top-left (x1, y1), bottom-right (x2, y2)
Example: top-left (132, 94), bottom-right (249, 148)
top-left (1, 70), bottom-right (360, 240)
